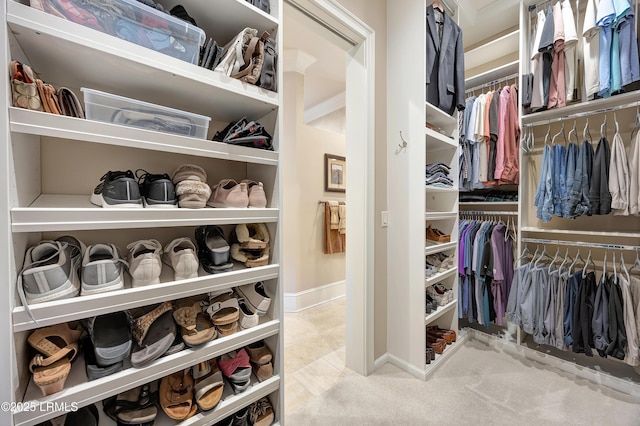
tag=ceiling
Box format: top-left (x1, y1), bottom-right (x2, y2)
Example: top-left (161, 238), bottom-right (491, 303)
top-left (282, 0), bottom-right (521, 111)
top-left (283, 3), bottom-right (347, 110)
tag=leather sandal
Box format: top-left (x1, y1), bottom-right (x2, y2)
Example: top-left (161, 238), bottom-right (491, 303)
top-left (192, 360), bottom-right (224, 411)
top-left (130, 302), bottom-right (176, 367)
top-left (28, 323), bottom-right (82, 396)
top-left (246, 340), bottom-right (273, 382)
top-left (103, 384), bottom-right (158, 425)
top-left (159, 369), bottom-right (196, 421)
top-left (206, 290), bottom-right (240, 336)
top-left (173, 297), bottom-right (216, 347)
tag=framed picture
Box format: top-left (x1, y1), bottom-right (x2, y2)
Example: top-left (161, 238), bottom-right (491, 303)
top-left (324, 153), bottom-right (346, 192)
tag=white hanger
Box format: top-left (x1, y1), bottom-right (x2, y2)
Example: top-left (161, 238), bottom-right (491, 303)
top-left (559, 248), bottom-right (573, 273)
top-left (568, 120), bottom-right (578, 145)
top-left (551, 122), bottom-right (567, 146)
top-left (583, 249), bottom-right (595, 277)
top-left (621, 252), bottom-right (630, 283)
top-left (600, 114), bottom-right (607, 139)
top-left (612, 252), bottom-right (617, 281)
top-left (583, 118), bottom-right (592, 143)
top-left (548, 244), bottom-right (561, 273)
top-left (570, 248), bottom-right (586, 272)
top-left (630, 248), bottom-right (640, 273)
top-left (432, 0), bottom-right (444, 12)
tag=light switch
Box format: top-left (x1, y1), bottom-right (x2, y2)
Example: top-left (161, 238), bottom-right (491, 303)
top-left (381, 211), bottom-right (388, 227)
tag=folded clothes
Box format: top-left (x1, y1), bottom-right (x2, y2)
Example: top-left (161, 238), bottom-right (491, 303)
top-left (426, 171), bottom-right (452, 180)
top-left (426, 162), bottom-right (451, 172)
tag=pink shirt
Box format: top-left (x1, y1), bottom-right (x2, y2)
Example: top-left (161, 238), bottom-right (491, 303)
top-left (494, 86), bottom-right (510, 180)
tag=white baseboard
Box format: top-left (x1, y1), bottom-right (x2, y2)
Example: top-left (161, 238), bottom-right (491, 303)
top-left (387, 353), bottom-right (427, 380)
top-left (284, 280), bottom-right (345, 313)
top-left (373, 353), bottom-right (388, 371)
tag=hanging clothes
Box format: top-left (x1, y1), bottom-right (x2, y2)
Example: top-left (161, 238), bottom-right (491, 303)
top-left (539, 6), bottom-right (555, 107)
top-left (561, 0), bottom-right (579, 101)
top-left (572, 270), bottom-right (597, 357)
top-left (589, 136), bottom-right (612, 215)
top-left (425, 4), bottom-right (465, 115)
top-left (583, 0), bottom-right (601, 100)
top-left (619, 267), bottom-right (639, 366)
top-left (530, 9), bottom-right (547, 111)
top-left (548, 1), bottom-right (566, 109)
top-left (606, 274), bottom-right (627, 359)
top-left (592, 271), bottom-right (611, 357)
top-left (609, 131), bottom-right (630, 215)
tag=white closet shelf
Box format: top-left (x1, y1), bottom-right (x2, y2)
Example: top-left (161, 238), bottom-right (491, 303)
top-left (425, 212), bottom-right (457, 220)
top-left (521, 90), bottom-right (640, 125)
top-left (8, 2), bottom-right (278, 122)
top-left (426, 127), bottom-right (457, 151)
top-left (425, 186), bottom-right (457, 193)
top-left (425, 241), bottom-right (457, 255)
top-left (9, 108), bottom-right (279, 166)
top-left (425, 266), bottom-right (457, 286)
top-left (11, 195), bottom-right (279, 232)
top-left (425, 299), bottom-right (457, 325)
top-left (13, 264), bottom-right (279, 332)
top-left (521, 227), bottom-right (640, 239)
top-left (154, 376), bottom-right (280, 426)
top-left (459, 201), bottom-right (518, 207)
top-left (464, 30), bottom-right (519, 71)
top-left (425, 102), bottom-right (457, 133)
top-left (465, 60), bottom-right (520, 91)
top-left (424, 331), bottom-right (467, 377)
top-left (17, 321), bottom-right (280, 426)
top-left (159, 0), bottom-right (279, 45)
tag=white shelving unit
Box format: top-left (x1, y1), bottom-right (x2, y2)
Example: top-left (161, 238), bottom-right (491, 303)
top-left (386, 0), bottom-right (460, 380)
top-left (2, 0), bottom-right (283, 425)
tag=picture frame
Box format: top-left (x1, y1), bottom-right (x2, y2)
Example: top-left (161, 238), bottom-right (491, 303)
top-left (324, 153), bottom-right (346, 192)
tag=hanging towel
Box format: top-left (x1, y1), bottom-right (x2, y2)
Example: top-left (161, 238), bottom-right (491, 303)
top-left (338, 203), bottom-right (346, 235)
top-left (328, 201), bottom-right (340, 230)
top-left (323, 203), bottom-right (345, 254)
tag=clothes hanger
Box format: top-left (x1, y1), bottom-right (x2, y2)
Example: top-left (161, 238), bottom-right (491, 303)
top-left (614, 111), bottom-right (620, 136)
top-left (535, 245), bottom-right (553, 267)
top-left (630, 248), bottom-right (640, 273)
top-left (612, 252), bottom-right (617, 281)
top-left (559, 248), bottom-right (573, 273)
top-left (621, 252), bottom-right (630, 283)
top-left (631, 105), bottom-right (640, 141)
top-left (432, 0), bottom-right (444, 13)
top-left (567, 120), bottom-right (578, 146)
top-left (551, 122), bottom-right (566, 146)
top-left (582, 249), bottom-right (595, 277)
top-left (583, 117), bottom-right (593, 144)
top-left (570, 248), bottom-right (586, 272)
top-left (544, 123), bottom-right (551, 147)
top-left (600, 114), bottom-right (607, 140)
top-left (518, 246), bottom-right (532, 263)
top-left (548, 244), bottom-right (561, 273)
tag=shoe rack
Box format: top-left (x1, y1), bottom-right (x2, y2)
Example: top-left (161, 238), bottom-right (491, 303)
top-left (386, 0), bottom-right (461, 380)
top-left (1, 1), bottom-right (283, 425)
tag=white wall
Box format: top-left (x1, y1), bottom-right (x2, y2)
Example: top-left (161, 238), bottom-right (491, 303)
top-left (283, 70), bottom-right (346, 306)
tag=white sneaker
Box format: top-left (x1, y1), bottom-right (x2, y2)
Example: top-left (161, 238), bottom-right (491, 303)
top-left (163, 237), bottom-right (199, 281)
top-left (19, 236), bottom-right (85, 310)
top-left (236, 282), bottom-right (271, 316)
top-left (127, 239), bottom-right (163, 287)
top-left (81, 244), bottom-right (127, 295)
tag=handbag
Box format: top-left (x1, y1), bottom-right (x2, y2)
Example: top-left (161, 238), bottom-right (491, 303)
top-left (57, 87), bottom-right (85, 118)
top-left (213, 117), bottom-right (273, 150)
top-left (215, 28), bottom-right (258, 77)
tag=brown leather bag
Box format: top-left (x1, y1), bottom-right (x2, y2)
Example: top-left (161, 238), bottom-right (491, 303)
top-left (231, 32), bottom-right (270, 85)
top-left (36, 79), bottom-right (62, 115)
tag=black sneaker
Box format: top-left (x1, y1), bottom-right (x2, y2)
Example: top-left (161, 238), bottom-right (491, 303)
top-left (91, 170), bottom-right (143, 208)
top-left (136, 169), bottom-right (178, 208)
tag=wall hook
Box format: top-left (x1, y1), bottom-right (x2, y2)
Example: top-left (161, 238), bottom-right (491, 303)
top-left (399, 131), bottom-right (408, 149)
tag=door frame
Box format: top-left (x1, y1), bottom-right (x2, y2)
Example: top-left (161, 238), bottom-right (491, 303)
top-left (284, 0), bottom-right (376, 376)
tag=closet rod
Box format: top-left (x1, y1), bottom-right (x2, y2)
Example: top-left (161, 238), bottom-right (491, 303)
top-left (522, 238), bottom-right (640, 251)
top-left (460, 210), bottom-right (518, 216)
top-left (465, 72), bottom-right (519, 94)
top-left (318, 200), bottom-right (345, 205)
top-left (524, 98), bottom-right (640, 128)
top-left (527, 0), bottom-right (554, 13)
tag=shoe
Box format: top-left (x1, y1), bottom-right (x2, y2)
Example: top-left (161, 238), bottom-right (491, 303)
top-left (207, 179), bottom-right (249, 208)
top-left (232, 406), bottom-right (250, 426)
top-left (241, 180), bottom-right (267, 208)
top-left (85, 311), bottom-right (132, 367)
top-left (18, 236), bottom-right (84, 310)
top-left (81, 243), bottom-right (127, 295)
top-left (127, 239), bottom-right (163, 287)
top-left (28, 323), bottom-right (82, 396)
top-left (173, 296), bottom-right (216, 347)
top-left (236, 282), bottom-right (271, 316)
top-left (427, 328), bottom-right (454, 345)
top-left (206, 289), bottom-right (240, 336)
top-left (192, 360), bottom-right (224, 411)
top-left (136, 169), bottom-right (178, 208)
top-left (249, 397), bottom-right (274, 426)
top-left (245, 340), bottom-right (273, 382)
top-left (103, 384), bottom-right (157, 425)
top-left (426, 295), bottom-right (438, 312)
top-left (172, 164), bottom-right (211, 209)
top-left (130, 301), bottom-right (176, 367)
top-left (81, 336), bottom-right (124, 381)
top-left (218, 349), bottom-right (252, 394)
top-left (428, 326), bottom-right (457, 342)
top-left (91, 170), bottom-right (143, 208)
top-left (434, 283), bottom-right (454, 302)
top-left (159, 369), bottom-right (196, 421)
top-left (426, 225), bottom-right (450, 243)
top-left (230, 224), bottom-right (270, 268)
top-left (163, 237), bottom-right (199, 281)
top-left (238, 297), bottom-right (259, 329)
top-left (195, 225), bottom-right (233, 274)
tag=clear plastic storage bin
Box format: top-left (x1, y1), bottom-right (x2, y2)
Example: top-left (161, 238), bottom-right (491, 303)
top-left (81, 88), bottom-right (211, 139)
top-left (30, 0), bottom-right (205, 64)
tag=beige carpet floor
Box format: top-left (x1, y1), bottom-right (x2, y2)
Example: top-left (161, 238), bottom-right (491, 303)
top-left (286, 338), bottom-right (640, 425)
